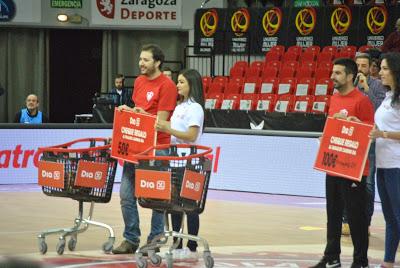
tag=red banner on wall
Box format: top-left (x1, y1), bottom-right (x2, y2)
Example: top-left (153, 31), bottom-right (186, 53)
top-left (314, 117), bottom-right (373, 181)
top-left (111, 109), bottom-right (156, 163)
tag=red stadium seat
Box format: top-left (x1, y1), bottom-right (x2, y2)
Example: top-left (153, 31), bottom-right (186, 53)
top-left (311, 95), bottom-right (331, 113)
top-left (294, 95), bottom-right (315, 113)
top-left (205, 92), bottom-right (224, 109)
top-left (213, 76), bottom-right (229, 86)
top-left (225, 78), bottom-right (244, 95)
top-left (314, 68), bottom-right (331, 80)
top-left (317, 61), bottom-right (333, 70)
top-left (265, 51), bottom-right (281, 62)
top-left (340, 46), bottom-right (357, 55)
top-left (243, 77), bottom-right (261, 94)
top-left (250, 61), bottom-right (265, 69)
top-left (260, 77), bottom-right (279, 94)
top-left (300, 51), bottom-right (318, 63)
top-left (277, 77), bottom-right (297, 95)
top-left (279, 66), bottom-right (296, 79)
top-left (304, 45), bottom-right (321, 55)
top-left (221, 93), bottom-right (240, 110)
top-left (295, 77), bottom-right (315, 96)
top-left (314, 78), bottom-right (334, 96)
top-left (239, 93), bottom-right (259, 110)
top-left (287, 45), bottom-right (303, 57)
top-left (322, 46), bottom-right (338, 55)
top-left (202, 76), bottom-right (212, 93)
top-left (269, 45), bottom-right (285, 57)
top-left (233, 60), bottom-right (249, 69)
top-left (267, 60), bottom-right (282, 71)
top-left (337, 50), bottom-right (354, 59)
top-left (262, 66), bottom-right (278, 79)
top-left (282, 52), bottom-right (299, 62)
top-left (282, 60), bottom-right (299, 71)
top-left (358, 45), bottom-right (372, 52)
top-left (274, 95), bottom-right (295, 113)
top-left (317, 52), bottom-right (335, 63)
top-left (257, 94), bottom-right (277, 112)
top-left (296, 66), bottom-right (314, 79)
top-left (245, 65), bottom-right (263, 78)
top-left (208, 82), bottom-right (225, 94)
top-left (301, 61), bottom-right (317, 70)
top-left (229, 66), bottom-right (247, 78)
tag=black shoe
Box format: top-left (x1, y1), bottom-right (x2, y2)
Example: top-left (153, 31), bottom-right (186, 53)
top-left (112, 240), bottom-right (138, 254)
top-left (309, 257), bottom-right (341, 268)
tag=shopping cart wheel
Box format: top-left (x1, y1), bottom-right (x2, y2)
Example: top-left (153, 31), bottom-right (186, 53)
top-left (102, 239), bottom-right (114, 253)
top-left (38, 238), bottom-right (47, 255)
top-left (68, 237), bottom-right (77, 251)
top-left (165, 252), bottom-right (173, 268)
top-left (135, 256), bottom-right (148, 268)
top-left (203, 251), bottom-right (214, 268)
top-left (56, 239), bottom-right (66, 255)
top-left (149, 253), bottom-right (162, 266)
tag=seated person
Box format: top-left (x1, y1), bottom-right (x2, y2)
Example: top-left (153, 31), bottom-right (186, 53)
top-left (14, 94), bottom-right (49, 124)
top-left (109, 74), bottom-right (132, 106)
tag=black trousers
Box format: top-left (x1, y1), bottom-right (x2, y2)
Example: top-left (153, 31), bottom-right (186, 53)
top-left (324, 175), bottom-right (369, 266)
top-left (171, 212), bottom-right (200, 252)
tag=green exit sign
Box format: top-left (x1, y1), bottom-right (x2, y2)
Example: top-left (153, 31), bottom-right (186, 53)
top-left (51, 0), bottom-right (82, 8)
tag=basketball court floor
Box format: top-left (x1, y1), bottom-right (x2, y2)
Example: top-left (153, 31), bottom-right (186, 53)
top-left (0, 184), bottom-right (396, 268)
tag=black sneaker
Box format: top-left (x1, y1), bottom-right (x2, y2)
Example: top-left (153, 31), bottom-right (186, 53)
top-left (309, 257), bottom-right (341, 268)
top-left (112, 240), bottom-right (138, 254)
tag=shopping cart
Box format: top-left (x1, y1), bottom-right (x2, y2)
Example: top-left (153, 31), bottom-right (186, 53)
top-left (37, 138), bottom-right (117, 255)
top-left (133, 144), bottom-right (214, 268)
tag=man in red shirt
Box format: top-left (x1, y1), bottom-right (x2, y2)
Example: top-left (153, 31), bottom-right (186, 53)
top-left (381, 18), bottom-right (400, 53)
top-left (310, 58), bottom-right (374, 268)
top-left (113, 44), bottom-right (177, 254)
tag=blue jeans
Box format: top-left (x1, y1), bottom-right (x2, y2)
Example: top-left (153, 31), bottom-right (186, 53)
top-left (377, 168), bottom-right (400, 263)
top-left (343, 143), bottom-right (376, 226)
top-left (120, 150), bottom-right (168, 245)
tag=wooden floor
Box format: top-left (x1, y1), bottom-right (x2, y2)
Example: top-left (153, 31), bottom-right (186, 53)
top-left (0, 187), bottom-right (394, 267)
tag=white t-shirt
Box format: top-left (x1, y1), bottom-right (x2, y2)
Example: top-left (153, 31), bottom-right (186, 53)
top-left (170, 99), bottom-right (204, 145)
top-left (375, 91), bottom-right (400, 168)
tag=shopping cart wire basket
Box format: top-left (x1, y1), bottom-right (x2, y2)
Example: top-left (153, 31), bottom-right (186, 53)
top-left (37, 138), bottom-right (117, 255)
top-left (133, 144), bottom-right (214, 268)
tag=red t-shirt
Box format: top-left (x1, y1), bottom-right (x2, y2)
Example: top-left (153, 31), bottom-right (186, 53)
top-left (328, 88), bottom-right (374, 176)
top-left (133, 73), bottom-right (177, 145)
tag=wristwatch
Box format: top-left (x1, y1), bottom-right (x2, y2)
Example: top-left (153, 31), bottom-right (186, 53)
top-left (383, 131), bottom-right (388, 138)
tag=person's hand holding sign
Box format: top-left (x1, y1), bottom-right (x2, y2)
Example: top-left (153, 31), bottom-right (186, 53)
top-left (155, 117), bottom-right (171, 133)
top-left (117, 104), bottom-right (133, 112)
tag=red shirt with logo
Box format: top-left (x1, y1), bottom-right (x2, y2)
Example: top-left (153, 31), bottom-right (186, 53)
top-left (133, 73), bottom-right (177, 145)
top-left (328, 88), bottom-right (374, 176)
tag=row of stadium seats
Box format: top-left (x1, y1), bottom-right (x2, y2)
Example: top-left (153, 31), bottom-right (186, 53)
top-left (205, 93), bottom-right (331, 114)
top-left (228, 44), bottom-right (372, 80)
top-left (203, 76), bottom-right (334, 96)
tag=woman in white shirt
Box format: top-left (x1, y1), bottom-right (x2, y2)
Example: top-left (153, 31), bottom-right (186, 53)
top-left (155, 68), bottom-right (205, 260)
top-left (369, 52), bottom-right (400, 268)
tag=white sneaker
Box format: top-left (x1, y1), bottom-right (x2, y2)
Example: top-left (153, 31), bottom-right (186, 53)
top-left (172, 248), bottom-right (185, 259)
top-left (180, 248), bottom-right (199, 261)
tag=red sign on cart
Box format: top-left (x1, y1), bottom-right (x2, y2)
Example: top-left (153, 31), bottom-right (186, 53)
top-left (314, 117), bottom-right (373, 181)
top-left (135, 169), bottom-right (171, 200)
top-left (38, 161), bottom-right (65, 188)
top-left (74, 160), bottom-right (108, 188)
top-left (180, 169), bottom-right (205, 201)
top-left (111, 109), bottom-right (156, 163)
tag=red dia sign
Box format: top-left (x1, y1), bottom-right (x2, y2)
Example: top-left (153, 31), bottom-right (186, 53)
top-left (135, 169), bottom-right (171, 200)
top-left (111, 109), bottom-right (156, 163)
top-left (74, 160), bottom-right (108, 188)
top-left (180, 170), bottom-right (205, 201)
top-left (38, 161), bottom-right (65, 188)
top-left (314, 117), bottom-right (373, 181)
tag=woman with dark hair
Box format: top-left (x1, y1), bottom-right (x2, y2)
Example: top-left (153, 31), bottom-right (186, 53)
top-left (155, 68), bottom-right (205, 260)
top-left (369, 52), bottom-right (400, 268)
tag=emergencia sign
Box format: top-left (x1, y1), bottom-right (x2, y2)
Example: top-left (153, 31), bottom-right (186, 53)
top-left (51, 0), bottom-right (82, 8)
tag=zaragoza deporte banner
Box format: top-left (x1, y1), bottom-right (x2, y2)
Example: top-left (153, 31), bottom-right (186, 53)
top-left (194, 4), bottom-right (400, 54)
